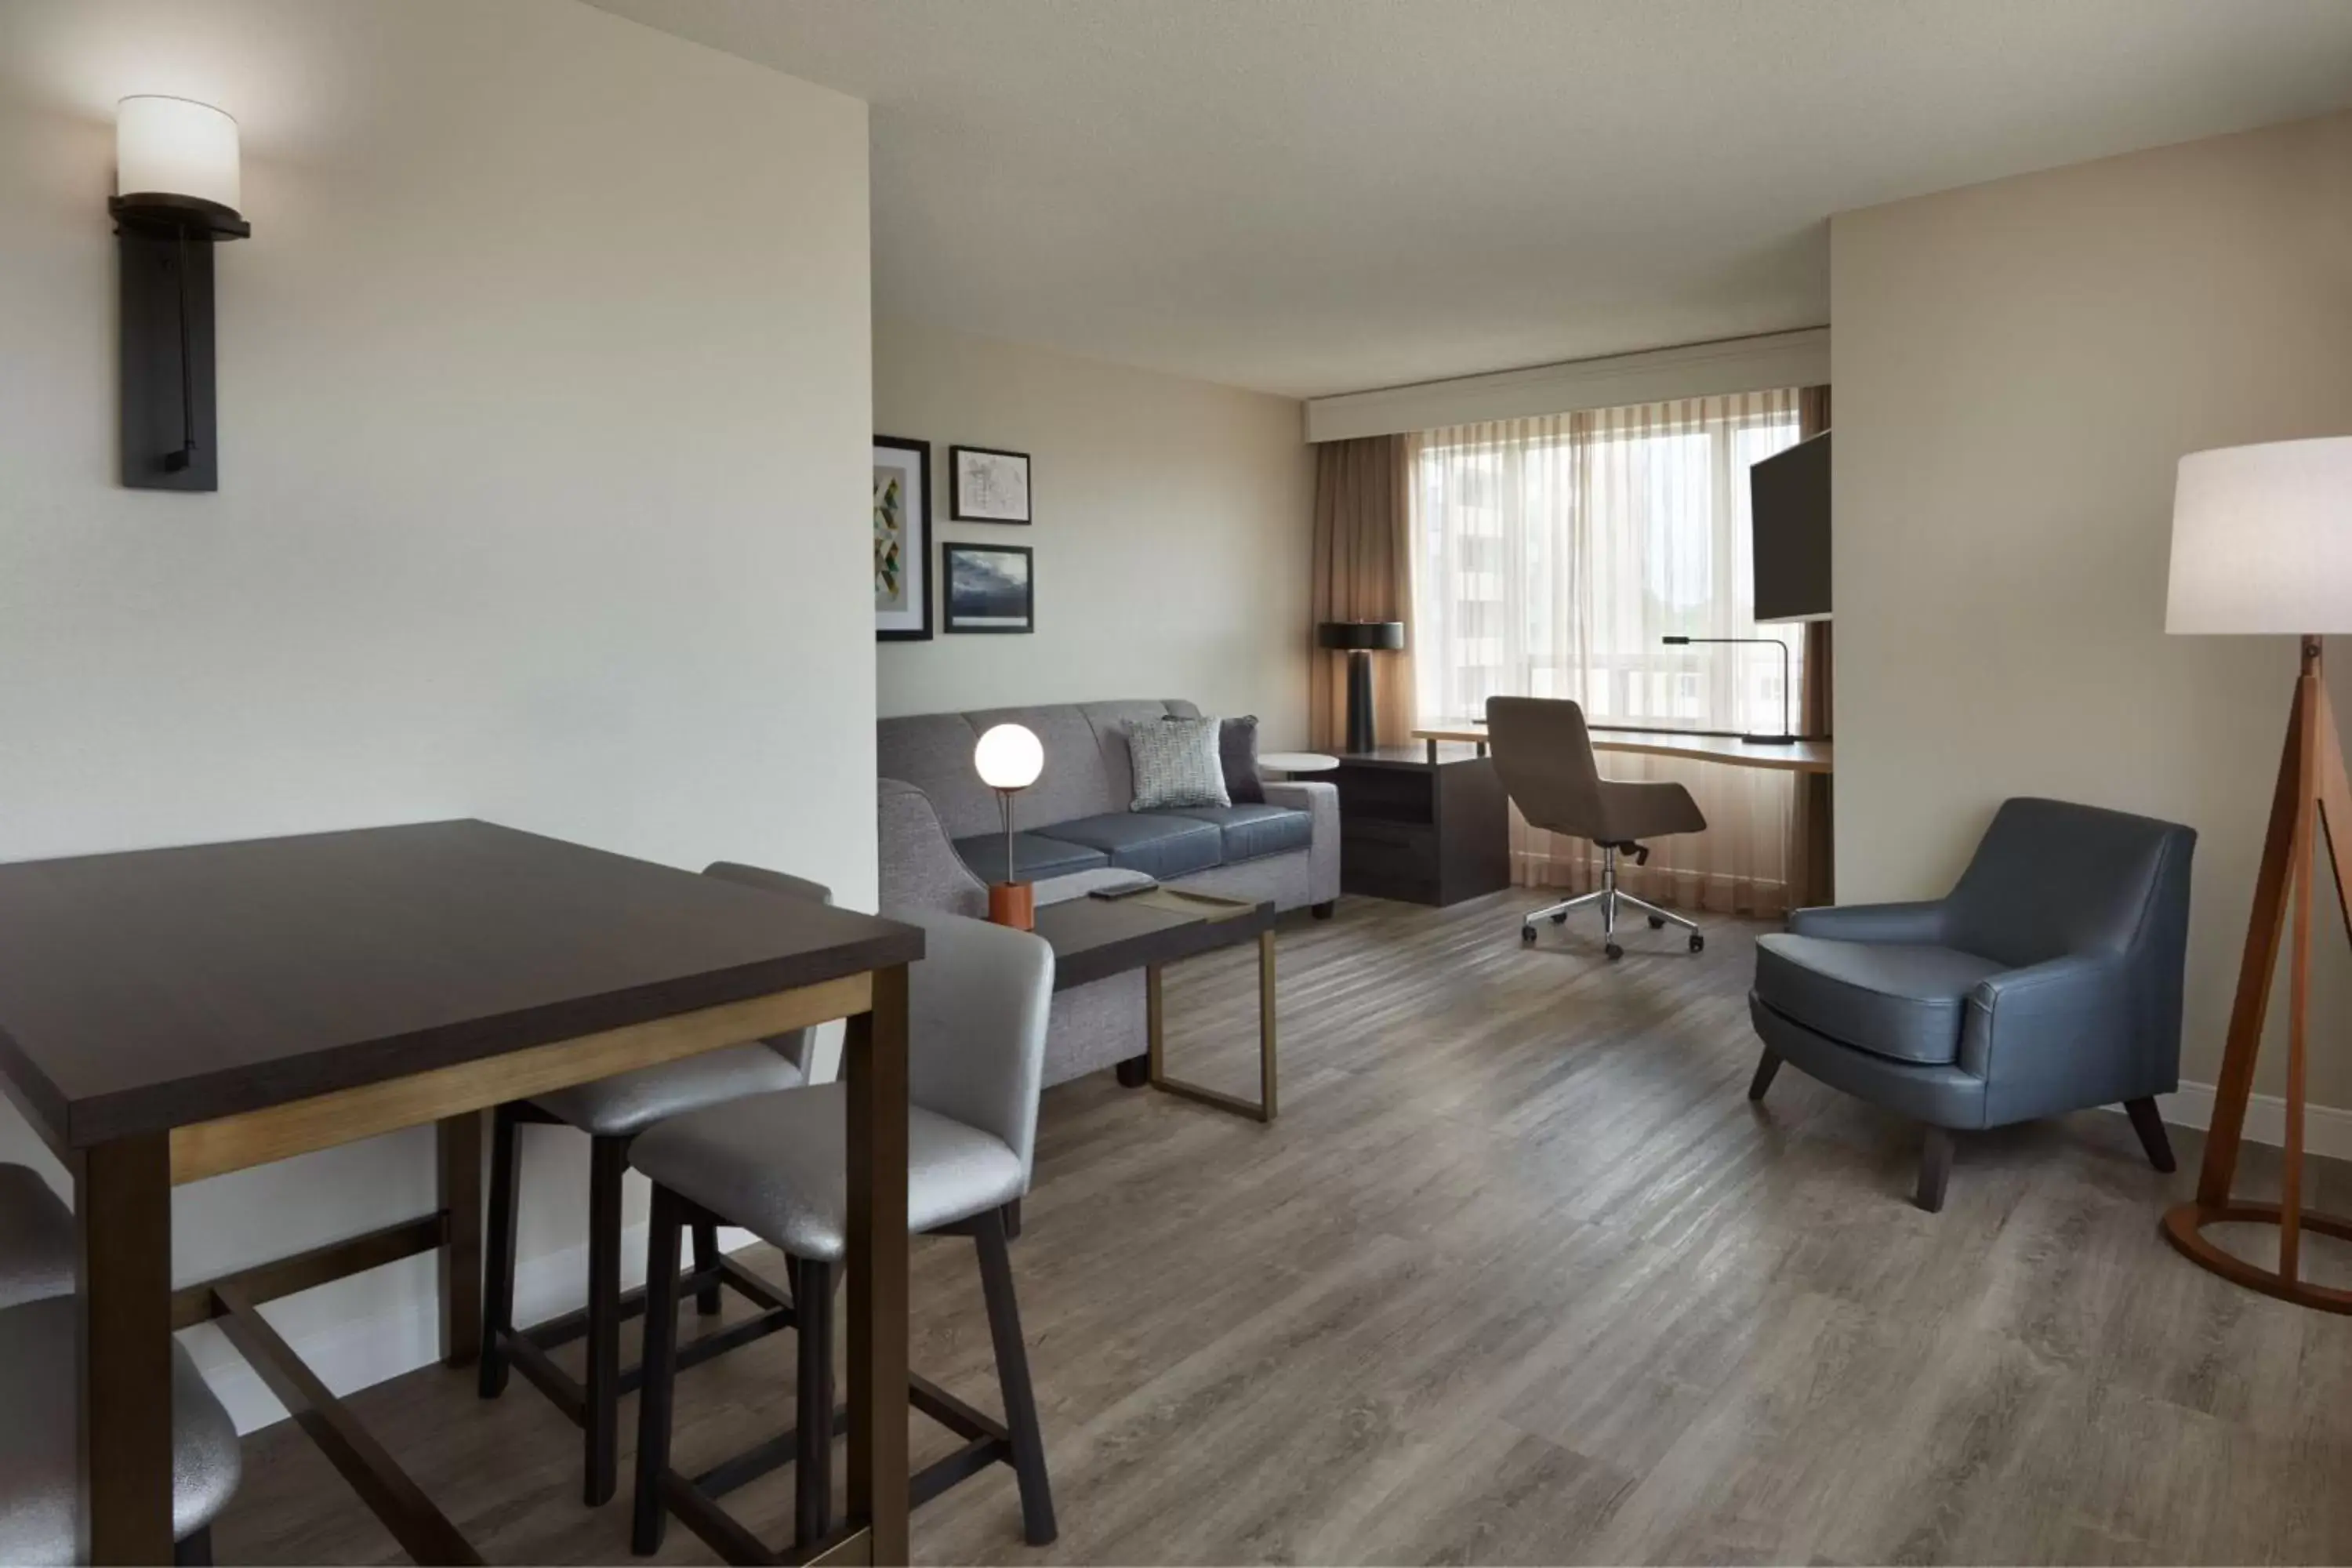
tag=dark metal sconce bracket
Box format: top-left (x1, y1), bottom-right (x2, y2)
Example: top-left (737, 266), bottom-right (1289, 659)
top-left (111, 194), bottom-right (250, 492)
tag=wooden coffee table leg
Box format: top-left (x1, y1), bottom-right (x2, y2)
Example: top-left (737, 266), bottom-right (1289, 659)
top-left (76, 1134), bottom-right (177, 1565)
top-left (846, 962), bottom-right (912, 1565)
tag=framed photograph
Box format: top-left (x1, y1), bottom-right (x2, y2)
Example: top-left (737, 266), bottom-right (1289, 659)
top-left (873, 436), bottom-right (932, 641)
top-left (942, 543), bottom-right (1034, 634)
top-left (949, 445), bottom-right (1032, 524)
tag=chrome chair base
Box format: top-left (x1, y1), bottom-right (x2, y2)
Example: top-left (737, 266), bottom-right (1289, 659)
top-left (1520, 844), bottom-right (1703, 959)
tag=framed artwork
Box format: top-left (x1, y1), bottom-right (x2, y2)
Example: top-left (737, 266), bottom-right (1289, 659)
top-left (873, 436), bottom-right (932, 641)
top-left (942, 543), bottom-right (1035, 634)
top-left (949, 445), bottom-right (1032, 524)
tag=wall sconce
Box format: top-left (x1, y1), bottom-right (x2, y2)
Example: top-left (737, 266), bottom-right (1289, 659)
top-left (110, 96), bottom-right (249, 491)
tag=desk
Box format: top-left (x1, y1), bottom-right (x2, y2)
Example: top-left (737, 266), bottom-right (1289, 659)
top-left (1411, 723), bottom-right (1833, 774)
top-left (0, 820), bottom-right (922, 1566)
top-left (1412, 724), bottom-right (1837, 902)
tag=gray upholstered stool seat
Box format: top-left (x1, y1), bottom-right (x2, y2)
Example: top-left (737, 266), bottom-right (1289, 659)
top-left (0, 1297), bottom-right (242, 1566)
top-left (630, 1084), bottom-right (1025, 1263)
top-left (0, 1164), bottom-right (74, 1311)
top-left (1753, 935), bottom-right (2005, 1067)
top-left (529, 1044), bottom-right (803, 1137)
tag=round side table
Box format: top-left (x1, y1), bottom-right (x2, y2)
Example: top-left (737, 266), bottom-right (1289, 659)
top-left (1259, 751), bottom-right (1340, 777)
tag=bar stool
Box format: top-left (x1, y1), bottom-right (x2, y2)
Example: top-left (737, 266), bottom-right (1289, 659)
top-left (0, 1165), bottom-right (242, 1566)
top-left (628, 909), bottom-right (1058, 1558)
top-left (477, 862), bottom-right (829, 1507)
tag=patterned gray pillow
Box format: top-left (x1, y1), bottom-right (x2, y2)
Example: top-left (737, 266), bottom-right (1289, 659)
top-left (1129, 715), bottom-right (1232, 811)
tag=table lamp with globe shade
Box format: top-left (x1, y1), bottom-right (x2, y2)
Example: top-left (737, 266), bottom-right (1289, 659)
top-left (2160, 434), bottom-right (2352, 1313)
top-left (974, 722), bottom-right (1045, 931)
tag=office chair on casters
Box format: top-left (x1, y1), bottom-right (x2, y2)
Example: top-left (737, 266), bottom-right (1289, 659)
top-left (1486, 697), bottom-right (1708, 959)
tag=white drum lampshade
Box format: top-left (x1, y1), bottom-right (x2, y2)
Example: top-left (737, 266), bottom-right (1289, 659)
top-left (973, 724), bottom-right (1045, 792)
top-left (116, 95), bottom-right (241, 213)
top-left (2166, 437), bottom-right (2352, 635)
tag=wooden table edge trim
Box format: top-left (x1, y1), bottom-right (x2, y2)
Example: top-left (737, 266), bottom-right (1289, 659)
top-left (50, 928), bottom-right (920, 1151)
top-left (169, 972), bottom-right (873, 1184)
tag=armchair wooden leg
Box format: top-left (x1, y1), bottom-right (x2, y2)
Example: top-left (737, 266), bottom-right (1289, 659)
top-left (2124, 1097), bottom-right (2177, 1173)
top-left (1748, 1049), bottom-right (1782, 1103)
top-left (1915, 1125), bottom-right (1955, 1213)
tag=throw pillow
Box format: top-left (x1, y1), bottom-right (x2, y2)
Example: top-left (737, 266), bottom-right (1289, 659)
top-left (1220, 715), bottom-right (1265, 804)
top-left (1129, 715), bottom-right (1232, 811)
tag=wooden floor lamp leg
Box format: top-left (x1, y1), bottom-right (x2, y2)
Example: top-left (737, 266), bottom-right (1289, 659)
top-left (845, 964), bottom-right (911, 1565)
top-left (75, 1133), bottom-right (177, 1565)
top-left (2194, 658), bottom-right (2309, 1209)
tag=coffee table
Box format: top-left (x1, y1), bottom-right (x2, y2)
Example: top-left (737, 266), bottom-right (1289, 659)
top-left (1031, 885), bottom-right (1277, 1121)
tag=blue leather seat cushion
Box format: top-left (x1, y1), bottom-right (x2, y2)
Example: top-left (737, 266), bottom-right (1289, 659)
top-left (1753, 933), bottom-right (2006, 1067)
top-left (1168, 804), bottom-right (1312, 862)
top-left (953, 830), bottom-right (1109, 884)
top-left (1031, 813), bottom-right (1225, 879)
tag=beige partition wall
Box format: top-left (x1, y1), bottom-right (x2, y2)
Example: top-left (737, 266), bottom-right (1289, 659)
top-left (1832, 110), bottom-right (2352, 1124)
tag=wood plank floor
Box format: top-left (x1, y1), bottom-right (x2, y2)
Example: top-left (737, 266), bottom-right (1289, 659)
top-left (216, 891), bottom-right (2352, 1565)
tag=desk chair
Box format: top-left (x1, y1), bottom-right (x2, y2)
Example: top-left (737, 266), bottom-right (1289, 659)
top-left (1486, 697), bottom-right (1708, 959)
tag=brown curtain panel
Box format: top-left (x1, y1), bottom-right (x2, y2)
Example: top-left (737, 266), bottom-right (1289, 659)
top-left (1308, 435), bottom-right (1414, 752)
top-left (1794, 383), bottom-right (1834, 906)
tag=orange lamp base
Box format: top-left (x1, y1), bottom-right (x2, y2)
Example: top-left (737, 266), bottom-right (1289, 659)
top-left (988, 881), bottom-right (1035, 931)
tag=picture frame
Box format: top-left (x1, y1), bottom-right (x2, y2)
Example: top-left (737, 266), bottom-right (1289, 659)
top-left (873, 436), bottom-right (932, 641)
top-left (949, 445), bottom-right (1033, 524)
top-left (942, 543), bottom-right (1035, 634)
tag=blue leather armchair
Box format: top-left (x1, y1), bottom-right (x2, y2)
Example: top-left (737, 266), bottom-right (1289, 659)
top-left (1748, 797), bottom-right (2195, 1210)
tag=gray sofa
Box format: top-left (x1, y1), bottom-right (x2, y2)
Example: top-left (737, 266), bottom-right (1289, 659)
top-left (1748, 796), bottom-right (2195, 1211)
top-left (877, 699), bottom-right (1339, 1085)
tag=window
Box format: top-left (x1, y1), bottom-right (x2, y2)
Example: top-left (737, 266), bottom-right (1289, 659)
top-left (1409, 390), bottom-right (1803, 735)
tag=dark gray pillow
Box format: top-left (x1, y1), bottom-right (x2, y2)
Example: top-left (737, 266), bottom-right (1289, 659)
top-left (1220, 716), bottom-right (1265, 804)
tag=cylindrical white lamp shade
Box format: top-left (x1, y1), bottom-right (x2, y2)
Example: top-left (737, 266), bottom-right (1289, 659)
top-left (2167, 437), bottom-right (2352, 635)
top-left (973, 723), bottom-right (1044, 790)
top-left (116, 96), bottom-right (241, 212)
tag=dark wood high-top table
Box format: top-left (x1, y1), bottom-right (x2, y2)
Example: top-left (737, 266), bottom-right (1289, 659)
top-left (0, 820), bottom-right (923, 1566)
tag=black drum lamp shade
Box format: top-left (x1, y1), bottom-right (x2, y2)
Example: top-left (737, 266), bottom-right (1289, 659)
top-left (1318, 621), bottom-right (1406, 753)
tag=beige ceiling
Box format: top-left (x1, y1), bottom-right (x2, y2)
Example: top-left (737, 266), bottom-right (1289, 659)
top-left (590, 0), bottom-right (2352, 399)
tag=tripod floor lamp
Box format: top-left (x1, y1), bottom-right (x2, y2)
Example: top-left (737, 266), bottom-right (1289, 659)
top-left (2161, 435), bottom-right (2352, 1313)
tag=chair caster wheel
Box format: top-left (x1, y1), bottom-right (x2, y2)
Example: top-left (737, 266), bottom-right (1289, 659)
top-left (1521, 925), bottom-right (1537, 945)
top-left (1550, 911), bottom-right (1569, 925)
top-left (1689, 932), bottom-right (1705, 953)
top-left (1605, 942), bottom-right (1624, 960)
top-left (1647, 914), bottom-right (1667, 929)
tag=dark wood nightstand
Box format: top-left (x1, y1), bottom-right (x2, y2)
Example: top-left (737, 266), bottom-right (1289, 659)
top-left (1331, 743), bottom-right (1509, 906)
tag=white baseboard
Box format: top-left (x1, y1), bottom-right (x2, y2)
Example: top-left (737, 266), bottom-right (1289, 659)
top-left (185, 1221), bottom-right (763, 1436)
top-left (2122, 1079), bottom-right (2352, 1162)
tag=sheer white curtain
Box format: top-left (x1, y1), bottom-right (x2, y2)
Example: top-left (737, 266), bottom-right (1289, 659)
top-left (1409, 390), bottom-right (1805, 915)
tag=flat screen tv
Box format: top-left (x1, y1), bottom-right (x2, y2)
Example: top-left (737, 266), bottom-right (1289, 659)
top-left (1750, 429), bottom-right (1830, 622)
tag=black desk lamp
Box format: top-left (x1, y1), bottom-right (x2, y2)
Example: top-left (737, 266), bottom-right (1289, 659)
top-left (1319, 620), bottom-right (1406, 753)
top-left (1661, 636), bottom-right (1798, 744)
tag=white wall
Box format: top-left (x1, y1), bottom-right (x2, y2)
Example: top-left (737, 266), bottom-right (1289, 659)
top-left (1833, 111), bottom-right (2352, 1121)
top-left (874, 318), bottom-right (1316, 743)
top-left (0, 0), bottom-right (872, 1427)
